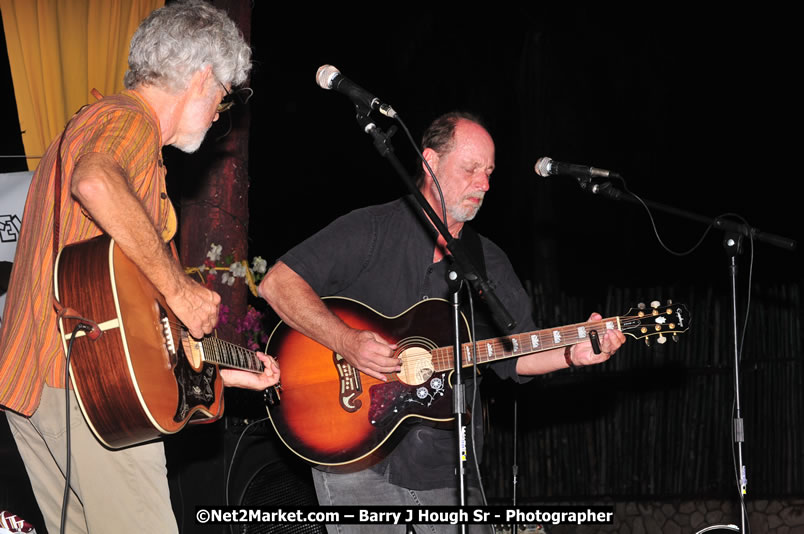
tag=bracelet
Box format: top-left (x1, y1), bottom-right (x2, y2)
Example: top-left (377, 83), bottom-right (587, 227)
top-left (564, 345), bottom-right (575, 368)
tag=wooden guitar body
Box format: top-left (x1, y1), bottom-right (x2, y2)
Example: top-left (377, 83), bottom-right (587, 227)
top-left (55, 235), bottom-right (223, 449)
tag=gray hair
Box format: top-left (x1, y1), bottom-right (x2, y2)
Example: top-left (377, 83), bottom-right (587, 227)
top-left (124, 0), bottom-right (251, 91)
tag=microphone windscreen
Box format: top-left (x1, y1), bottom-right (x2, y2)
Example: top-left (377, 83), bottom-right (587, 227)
top-left (534, 157), bottom-right (553, 177)
top-left (316, 64), bottom-right (340, 90)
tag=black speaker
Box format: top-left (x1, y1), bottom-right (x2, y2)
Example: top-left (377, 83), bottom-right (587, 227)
top-left (167, 402), bottom-right (321, 534)
top-left (238, 460), bottom-right (325, 534)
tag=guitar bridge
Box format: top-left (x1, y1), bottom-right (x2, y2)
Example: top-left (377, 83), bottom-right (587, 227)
top-left (158, 304), bottom-right (178, 368)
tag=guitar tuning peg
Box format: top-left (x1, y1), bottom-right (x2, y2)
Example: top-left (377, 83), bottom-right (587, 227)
top-left (672, 333), bottom-right (679, 343)
top-left (638, 302), bottom-right (646, 310)
top-left (650, 300), bottom-right (661, 308)
top-left (657, 334), bottom-right (667, 345)
top-left (666, 299), bottom-right (673, 305)
top-left (644, 337), bottom-right (652, 347)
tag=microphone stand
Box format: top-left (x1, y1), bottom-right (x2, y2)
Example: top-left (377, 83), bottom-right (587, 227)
top-left (576, 176), bottom-right (796, 534)
top-left (351, 108), bottom-right (516, 522)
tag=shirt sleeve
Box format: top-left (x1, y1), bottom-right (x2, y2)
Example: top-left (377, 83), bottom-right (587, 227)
top-left (73, 105), bottom-right (159, 189)
top-left (279, 208), bottom-right (378, 297)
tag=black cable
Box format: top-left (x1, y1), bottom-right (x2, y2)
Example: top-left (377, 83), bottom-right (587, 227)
top-left (394, 116), bottom-right (448, 233)
top-left (60, 322), bottom-right (90, 534)
top-left (618, 175), bottom-right (757, 533)
top-left (614, 176), bottom-right (714, 257)
top-left (464, 286), bottom-right (497, 534)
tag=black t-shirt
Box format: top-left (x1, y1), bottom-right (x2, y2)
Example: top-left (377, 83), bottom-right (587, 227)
top-left (280, 196), bottom-right (536, 489)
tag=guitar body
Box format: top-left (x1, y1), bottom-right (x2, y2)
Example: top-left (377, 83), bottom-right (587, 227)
top-left (265, 298), bottom-right (469, 471)
top-left (55, 235), bottom-right (223, 449)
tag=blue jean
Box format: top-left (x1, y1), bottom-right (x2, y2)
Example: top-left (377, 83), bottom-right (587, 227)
top-left (311, 466), bottom-right (494, 534)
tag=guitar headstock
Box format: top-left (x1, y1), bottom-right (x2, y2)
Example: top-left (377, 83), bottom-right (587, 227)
top-left (620, 301), bottom-right (691, 346)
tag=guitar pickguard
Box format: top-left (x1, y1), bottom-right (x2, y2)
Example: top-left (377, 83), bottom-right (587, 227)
top-left (367, 372), bottom-right (449, 427)
top-left (173, 345), bottom-right (219, 422)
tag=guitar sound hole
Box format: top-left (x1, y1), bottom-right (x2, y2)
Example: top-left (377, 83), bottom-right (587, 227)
top-left (396, 347), bottom-right (434, 385)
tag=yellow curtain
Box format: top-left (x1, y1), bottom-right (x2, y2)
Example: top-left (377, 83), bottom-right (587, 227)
top-left (0, 0), bottom-right (164, 170)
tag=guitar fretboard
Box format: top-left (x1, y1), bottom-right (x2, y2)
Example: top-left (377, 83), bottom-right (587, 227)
top-left (199, 337), bottom-right (264, 373)
top-left (429, 317), bottom-right (621, 372)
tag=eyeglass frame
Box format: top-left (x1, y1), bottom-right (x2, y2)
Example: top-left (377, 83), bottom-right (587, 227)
top-left (216, 80), bottom-right (253, 113)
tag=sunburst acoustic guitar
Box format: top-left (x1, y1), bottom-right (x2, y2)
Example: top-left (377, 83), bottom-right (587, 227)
top-left (264, 297), bottom-right (691, 471)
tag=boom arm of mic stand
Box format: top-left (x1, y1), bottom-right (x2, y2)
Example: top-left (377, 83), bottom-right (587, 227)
top-left (359, 114), bottom-right (516, 332)
top-left (587, 180), bottom-right (797, 251)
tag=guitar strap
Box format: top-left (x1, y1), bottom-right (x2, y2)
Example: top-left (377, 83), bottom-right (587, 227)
top-left (52, 115), bottom-right (77, 322)
top-left (52, 92), bottom-right (102, 337)
top-left (458, 225), bottom-right (487, 279)
top-left (456, 225), bottom-right (501, 343)
top-left (53, 89), bottom-right (103, 261)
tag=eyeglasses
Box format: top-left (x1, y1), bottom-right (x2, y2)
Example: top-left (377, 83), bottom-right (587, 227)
top-left (216, 81), bottom-right (254, 113)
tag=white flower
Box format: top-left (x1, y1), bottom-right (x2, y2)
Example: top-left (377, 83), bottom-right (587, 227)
top-left (230, 262), bottom-right (247, 278)
top-left (207, 243), bottom-right (223, 262)
top-left (221, 272), bottom-right (236, 286)
top-left (251, 256), bottom-right (267, 274)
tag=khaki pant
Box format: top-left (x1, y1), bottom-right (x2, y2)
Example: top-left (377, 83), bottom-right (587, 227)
top-left (5, 385), bottom-right (177, 534)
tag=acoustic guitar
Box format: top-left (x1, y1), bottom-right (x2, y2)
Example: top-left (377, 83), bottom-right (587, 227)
top-left (264, 297), bottom-right (691, 471)
top-left (55, 234), bottom-right (264, 449)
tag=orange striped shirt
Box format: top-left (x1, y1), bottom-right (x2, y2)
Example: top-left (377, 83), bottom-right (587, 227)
top-left (0, 89), bottom-right (176, 415)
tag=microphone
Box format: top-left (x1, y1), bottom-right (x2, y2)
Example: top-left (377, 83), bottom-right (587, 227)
top-left (535, 157), bottom-right (620, 179)
top-left (316, 64), bottom-right (397, 118)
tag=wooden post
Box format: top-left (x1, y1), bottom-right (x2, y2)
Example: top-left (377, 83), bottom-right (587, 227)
top-left (179, 0), bottom-right (252, 346)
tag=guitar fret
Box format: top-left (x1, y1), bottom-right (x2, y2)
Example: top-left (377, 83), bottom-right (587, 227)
top-left (198, 336), bottom-right (262, 372)
top-left (577, 326), bottom-right (587, 339)
top-left (418, 316), bottom-right (635, 375)
top-left (448, 319), bottom-right (625, 370)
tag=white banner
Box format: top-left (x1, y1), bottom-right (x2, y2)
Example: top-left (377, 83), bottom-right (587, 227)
top-left (1, 171), bottom-right (34, 324)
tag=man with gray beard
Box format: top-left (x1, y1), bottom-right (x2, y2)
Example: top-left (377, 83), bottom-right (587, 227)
top-left (1, 2), bottom-right (278, 532)
top-left (259, 111), bottom-right (625, 533)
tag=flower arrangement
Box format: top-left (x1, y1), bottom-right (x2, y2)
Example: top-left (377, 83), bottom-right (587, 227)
top-left (235, 305), bottom-right (270, 351)
top-left (185, 243), bottom-right (271, 350)
top-left (186, 243), bottom-right (268, 296)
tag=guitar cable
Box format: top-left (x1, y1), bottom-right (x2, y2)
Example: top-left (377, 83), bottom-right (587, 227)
top-left (60, 321), bottom-right (96, 534)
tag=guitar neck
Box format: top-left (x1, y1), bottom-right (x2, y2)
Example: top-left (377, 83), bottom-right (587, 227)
top-left (431, 316), bottom-right (623, 372)
top-left (198, 336), bottom-right (264, 373)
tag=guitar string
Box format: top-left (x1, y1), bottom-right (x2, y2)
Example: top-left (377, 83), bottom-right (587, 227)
top-left (164, 311), bottom-right (674, 375)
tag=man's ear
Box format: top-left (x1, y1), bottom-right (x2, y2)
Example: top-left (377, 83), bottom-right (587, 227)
top-left (188, 65), bottom-right (214, 96)
top-left (422, 147), bottom-right (439, 183)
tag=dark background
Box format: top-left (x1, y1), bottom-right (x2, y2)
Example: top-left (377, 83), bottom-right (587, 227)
top-left (3, 6), bottom-right (802, 287)
top-left (2, 3), bottom-right (802, 529)
top-left (242, 6), bottom-right (802, 295)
